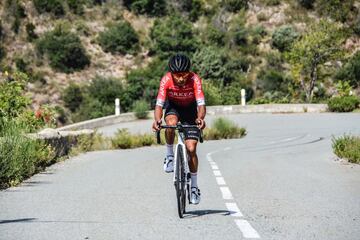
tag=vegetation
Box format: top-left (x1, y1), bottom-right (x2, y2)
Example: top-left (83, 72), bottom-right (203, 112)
top-left (317, 0), bottom-right (354, 23)
top-left (98, 21), bottom-right (140, 55)
top-left (332, 135), bottom-right (360, 164)
top-left (36, 24), bottom-right (90, 73)
top-left (132, 99), bottom-right (150, 119)
top-left (123, 0), bottom-right (167, 17)
top-left (328, 96), bottom-right (360, 112)
top-left (204, 117), bottom-right (246, 140)
top-left (335, 51), bottom-right (360, 88)
top-left (287, 20), bottom-right (346, 102)
top-left (33, 0), bottom-right (65, 16)
top-left (272, 25), bottom-right (299, 52)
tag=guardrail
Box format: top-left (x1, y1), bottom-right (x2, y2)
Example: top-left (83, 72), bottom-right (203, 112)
top-left (57, 104), bottom-right (328, 131)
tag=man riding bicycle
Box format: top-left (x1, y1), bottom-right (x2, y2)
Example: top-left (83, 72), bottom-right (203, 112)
top-left (152, 54), bottom-right (206, 205)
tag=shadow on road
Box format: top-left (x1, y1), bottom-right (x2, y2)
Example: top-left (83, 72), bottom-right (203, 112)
top-left (184, 209), bottom-right (231, 218)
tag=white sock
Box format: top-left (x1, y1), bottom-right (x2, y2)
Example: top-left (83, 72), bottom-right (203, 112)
top-left (191, 172), bottom-right (198, 188)
top-left (166, 144), bottom-right (174, 156)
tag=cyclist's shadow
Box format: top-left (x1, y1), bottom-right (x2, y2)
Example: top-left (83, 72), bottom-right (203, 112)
top-left (183, 209), bottom-right (231, 218)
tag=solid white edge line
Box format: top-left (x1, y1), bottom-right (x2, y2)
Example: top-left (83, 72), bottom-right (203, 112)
top-left (225, 202), bottom-right (243, 217)
top-left (220, 186), bottom-right (233, 199)
top-left (216, 177), bottom-right (226, 185)
top-left (234, 219), bottom-right (260, 239)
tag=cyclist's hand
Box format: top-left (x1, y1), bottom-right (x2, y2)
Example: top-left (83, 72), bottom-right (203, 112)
top-left (152, 119), bottom-right (162, 131)
top-left (196, 118), bottom-right (205, 130)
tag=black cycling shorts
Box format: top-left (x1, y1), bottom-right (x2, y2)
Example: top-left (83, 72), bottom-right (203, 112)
top-left (164, 101), bottom-right (200, 141)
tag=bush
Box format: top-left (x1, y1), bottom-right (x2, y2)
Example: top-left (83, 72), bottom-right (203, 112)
top-left (132, 99), bottom-right (149, 119)
top-left (297, 0), bottom-right (315, 9)
top-left (26, 22), bottom-right (38, 42)
top-left (0, 45), bottom-right (6, 61)
top-left (0, 120), bottom-right (55, 189)
top-left (207, 24), bottom-right (226, 46)
top-left (71, 76), bottom-right (123, 122)
top-left (33, 0), bottom-right (65, 16)
top-left (256, 69), bottom-right (287, 92)
top-left (328, 96), bottom-right (360, 112)
top-left (192, 46), bottom-right (226, 86)
top-left (272, 25), bottom-right (299, 52)
top-left (353, 15), bottom-right (360, 36)
top-left (111, 129), bottom-right (155, 149)
top-left (335, 51), bottom-right (360, 88)
top-left (265, 0), bottom-right (281, 6)
top-left (204, 117), bottom-right (246, 140)
top-left (332, 135), bottom-right (360, 164)
top-left (123, 0), bottom-right (167, 16)
top-left (63, 83), bottom-right (83, 112)
top-left (67, 0), bottom-right (85, 15)
top-left (0, 72), bottom-right (30, 119)
top-left (317, 0), bottom-right (354, 22)
top-left (37, 25), bottom-right (90, 73)
top-left (150, 14), bottom-right (199, 58)
top-left (98, 21), bottom-right (139, 55)
top-left (222, 0), bottom-right (248, 12)
top-left (202, 81), bottom-right (222, 106)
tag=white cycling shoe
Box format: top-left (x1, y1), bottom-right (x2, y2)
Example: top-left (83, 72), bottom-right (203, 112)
top-left (190, 187), bottom-right (201, 205)
top-left (163, 155), bottom-right (174, 173)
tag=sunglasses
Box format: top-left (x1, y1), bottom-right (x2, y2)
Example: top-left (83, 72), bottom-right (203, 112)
top-left (173, 72), bottom-right (190, 79)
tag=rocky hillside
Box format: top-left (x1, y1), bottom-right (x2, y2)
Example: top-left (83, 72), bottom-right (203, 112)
top-left (0, 0), bottom-right (359, 124)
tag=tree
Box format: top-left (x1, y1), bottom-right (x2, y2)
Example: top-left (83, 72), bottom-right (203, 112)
top-left (287, 20), bottom-right (346, 102)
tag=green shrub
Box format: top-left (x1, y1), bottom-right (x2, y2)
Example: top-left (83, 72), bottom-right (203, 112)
top-left (332, 135), bottom-right (360, 164)
top-left (204, 117), bottom-right (246, 140)
top-left (317, 0), bottom-right (354, 22)
top-left (297, 0), bottom-right (315, 9)
top-left (98, 21), bottom-right (139, 55)
top-left (132, 99), bottom-right (149, 119)
top-left (33, 0), bottom-right (65, 16)
top-left (37, 25), bottom-right (90, 73)
top-left (62, 82), bottom-right (83, 112)
top-left (67, 0), bottom-right (85, 15)
top-left (353, 15), bottom-right (360, 36)
top-left (202, 81), bottom-right (222, 106)
top-left (71, 76), bottom-right (123, 121)
top-left (0, 21), bottom-right (3, 39)
top-left (0, 72), bottom-right (30, 119)
top-left (192, 46), bottom-right (226, 85)
top-left (123, 0), bottom-right (167, 16)
top-left (26, 22), bottom-right (38, 42)
top-left (0, 45), bottom-right (6, 61)
top-left (150, 15), bottom-right (199, 58)
top-left (207, 25), bottom-right (226, 46)
top-left (335, 51), bottom-right (360, 88)
top-left (181, 0), bottom-right (203, 21)
top-left (256, 69), bottom-right (286, 92)
top-left (328, 96), bottom-right (360, 112)
top-left (265, 0), bottom-right (281, 6)
top-left (222, 0), bottom-right (248, 12)
top-left (0, 119), bottom-right (55, 189)
top-left (111, 129), bottom-right (155, 149)
top-left (272, 25), bottom-right (299, 52)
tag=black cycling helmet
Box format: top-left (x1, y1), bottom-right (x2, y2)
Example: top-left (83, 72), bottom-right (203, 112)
top-left (168, 54), bottom-right (191, 73)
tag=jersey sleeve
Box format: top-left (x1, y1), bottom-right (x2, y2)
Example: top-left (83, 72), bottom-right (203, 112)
top-left (193, 73), bottom-right (205, 106)
top-left (155, 74), bottom-right (170, 107)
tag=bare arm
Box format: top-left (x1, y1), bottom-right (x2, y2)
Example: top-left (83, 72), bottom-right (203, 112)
top-left (152, 105), bottom-right (163, 131)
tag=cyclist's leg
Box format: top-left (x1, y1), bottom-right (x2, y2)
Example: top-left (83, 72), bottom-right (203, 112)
top-left (185, 139), bottom-right (198, 173)
top-left (164, 101), bottom-right (180, 144)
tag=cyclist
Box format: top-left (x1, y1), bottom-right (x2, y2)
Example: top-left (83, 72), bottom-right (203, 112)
top-left (152, 53), bottom-right (206, 205)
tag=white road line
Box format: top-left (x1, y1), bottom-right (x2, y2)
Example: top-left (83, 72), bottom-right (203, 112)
top-left (234, 219), bottom-right (260, 239)
top-left (220, 187), bottom-right (233, 200)
top-left (225, 202), bottom-right (243, 217)
top-left (211, 165), bottom-right (219, 170)
top-left (216, 177), bottom-right (226, 185)
top-left (213, 170), bottom-right (222, 176)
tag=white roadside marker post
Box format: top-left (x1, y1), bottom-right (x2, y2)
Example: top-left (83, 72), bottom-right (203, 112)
top-left (115, 98), bottom-right (120, 115)
top-left (241, 89), bottom-right (246, 106)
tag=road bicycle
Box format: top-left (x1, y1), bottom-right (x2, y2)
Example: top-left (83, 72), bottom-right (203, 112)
top-left (156, 123), bottom-right (203, 218)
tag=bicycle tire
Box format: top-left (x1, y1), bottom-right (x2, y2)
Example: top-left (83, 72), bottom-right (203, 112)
top-left (175, 146), bottom-right (186, 218)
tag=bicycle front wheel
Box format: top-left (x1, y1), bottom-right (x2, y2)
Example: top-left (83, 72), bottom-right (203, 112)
top-left (175, 145), bottom-right (186, 218)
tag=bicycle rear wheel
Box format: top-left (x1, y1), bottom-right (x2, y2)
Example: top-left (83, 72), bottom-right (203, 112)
top-left (175, 146), bottom-right (186, 218)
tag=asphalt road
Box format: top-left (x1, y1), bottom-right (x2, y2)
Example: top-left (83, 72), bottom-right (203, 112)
top-left (1, 113), bottom-right (360, 240)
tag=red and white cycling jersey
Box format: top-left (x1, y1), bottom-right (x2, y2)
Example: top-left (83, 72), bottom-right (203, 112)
top-left (156, 72), bottom-right (205, 107)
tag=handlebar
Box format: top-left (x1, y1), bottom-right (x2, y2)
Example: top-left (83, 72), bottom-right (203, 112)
top-left (156, 124), bottom-right (203, 144)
